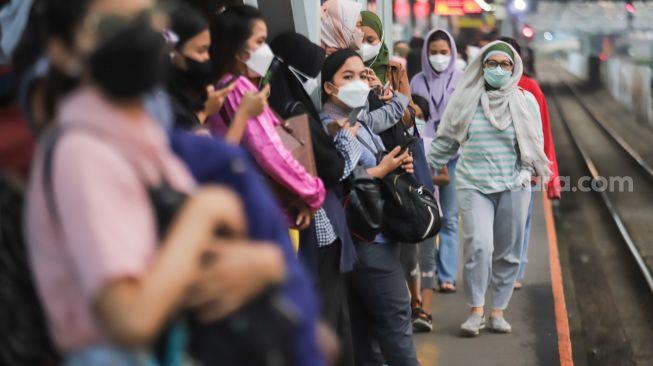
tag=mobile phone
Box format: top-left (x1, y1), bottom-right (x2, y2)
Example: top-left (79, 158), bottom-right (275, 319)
top-left (258, 57), bottom-right (282, 90)
top-left (218, 73), bottom-right (240, 89)
top-left (398, 138), bottom-right (416, 155)
top-left (347, 107), bottom-right (363, 126)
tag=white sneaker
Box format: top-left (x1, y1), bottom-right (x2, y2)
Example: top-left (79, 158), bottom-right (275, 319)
top-left (460, 313), bottom-right (485, 337)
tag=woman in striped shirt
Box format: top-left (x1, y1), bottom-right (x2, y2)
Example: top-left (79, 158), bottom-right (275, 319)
top-left (428, 41), bottom-right (550, 336)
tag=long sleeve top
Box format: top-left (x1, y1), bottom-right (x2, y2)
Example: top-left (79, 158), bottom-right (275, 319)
top-left (208, 75), bottom-right (325, 210)
top-left (356, 92), bottom-right (409, 134)
top-left (428, 92), bottom-right (542, 194)
top-left (519, 75), bottom-right (561, 199)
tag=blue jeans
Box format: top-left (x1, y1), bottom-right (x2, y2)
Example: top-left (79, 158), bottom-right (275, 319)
top-left (436, 158), bottom-right (460, 284)
top-left (517, 191), bottom-right (535, 281)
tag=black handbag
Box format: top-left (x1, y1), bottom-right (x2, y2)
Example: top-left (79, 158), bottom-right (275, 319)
top-left (343, 165), bottom-right (383, 243)
top-left (356, 123), bottom-right (441, 244)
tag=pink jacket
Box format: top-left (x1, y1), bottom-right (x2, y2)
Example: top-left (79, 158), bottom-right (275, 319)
top-left (209, 75), bottom-right (325, 210)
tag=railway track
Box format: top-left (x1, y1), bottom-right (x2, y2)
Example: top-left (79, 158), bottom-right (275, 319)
top-left (550, 76), bottom-right (653, 297)
top-left (542, 65), bottom-right (653, 365)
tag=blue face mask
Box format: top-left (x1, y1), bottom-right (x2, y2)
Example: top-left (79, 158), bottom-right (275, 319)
top-left (483, 67), bottom-right (512, 89)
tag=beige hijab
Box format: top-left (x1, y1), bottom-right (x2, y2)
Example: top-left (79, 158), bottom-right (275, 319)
top-left (320, 0), bottom-right (363, 53)
top-left (436, 41), bottom-right (552, 182)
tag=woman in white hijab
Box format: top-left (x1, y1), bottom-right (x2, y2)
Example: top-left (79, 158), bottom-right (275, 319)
top-left (428, 41), bottom-right (550, 337)
top-left (320, 0), bottom-right (364, 55)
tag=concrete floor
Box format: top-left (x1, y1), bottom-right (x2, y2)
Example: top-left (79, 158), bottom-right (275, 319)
top-left (414, 195), bottom-right (560, 366)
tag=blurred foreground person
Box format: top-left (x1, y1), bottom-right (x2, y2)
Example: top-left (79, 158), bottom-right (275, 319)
top-left (25, 0), bottom-right (289, 364)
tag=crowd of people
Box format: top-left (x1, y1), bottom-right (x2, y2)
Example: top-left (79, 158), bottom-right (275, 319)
top-left (0, 0), bottom-right (561, 365)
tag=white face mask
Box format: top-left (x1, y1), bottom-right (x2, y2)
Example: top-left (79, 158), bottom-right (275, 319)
top-left (332, 80), bottom-right (370, 109)
top-left (415, 117), bottom-right (426, 136)
top-left (245, 43), bottom-right (275, 77)
top-left (288, 65), bottom-right (319, 95)
top-left (429, 54), bottom-right (451, 72)
top-left (455, 58), bottom-right (467, 71)
top-left (358, 42), bottom-right (382, 62)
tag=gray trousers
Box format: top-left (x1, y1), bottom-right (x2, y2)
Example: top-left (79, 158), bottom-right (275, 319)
top-left (399, 238), bottom-right (438, 291)
top-left (348, 242), bottom-right (419, 366)
top-left (417, 237), bottom-right (437, 290)
top-left (457, 188), bottom-right (531, 310)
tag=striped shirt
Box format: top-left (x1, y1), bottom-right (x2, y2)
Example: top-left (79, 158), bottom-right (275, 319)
top-left (428, 92), bottom-right (542, 194)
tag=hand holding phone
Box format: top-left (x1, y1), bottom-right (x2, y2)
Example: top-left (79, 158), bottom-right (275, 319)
top-left (398, 137), bottom-right (416, 155)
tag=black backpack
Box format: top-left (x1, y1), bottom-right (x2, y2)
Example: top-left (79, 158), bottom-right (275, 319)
top-left (356, 124), bottom-right (441, 244)
top-left (0, 174), bottom-right (59, 366)
top-left (377, 171), bottom-right (441, 243)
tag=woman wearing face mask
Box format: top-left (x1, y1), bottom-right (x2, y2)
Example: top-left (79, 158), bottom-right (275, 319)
top-left (320, 0), bottom-right (364, 56)
top-left (165, 4), bottom-right (266, 135)
top-left (209, 5), bottom-right (325, 230)
top-left (360, 10), bottom-right (436, 332)
top-left (360, 11), bottom-right (419, 128)
top-left (409, 29), bottom-right (462, 331)
top-left (270, 32), bottom-right (362, 366)
top-left (322, 49), bottom-right (419, 366)
top-left (428, 41), bottom-right (549, 336)
top-left (26, 0), bottom-right (287, 364)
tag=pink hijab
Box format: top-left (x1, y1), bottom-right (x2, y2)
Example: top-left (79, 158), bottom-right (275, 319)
top-left (320, 0), bottom-right (363, 53)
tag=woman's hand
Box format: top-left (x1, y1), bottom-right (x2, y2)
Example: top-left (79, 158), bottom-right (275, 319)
top-left (400, 153), bottom-right (414, 174)
top-left (378, 87), bottom-right (394, 103)
top-left (96, 186), bottom-right (248, 345)
top-left (367, 68), bottom-right (382, 89)
top-left (187, 241), bottom-right (286, 323)
top-left (432, 166), bottom-right (449, 186)
top-left (294, 203), bottom-right (313, 230)
top-left (204, 83), bottom-right (236, 117)
top-left (368, 146), bottom-right (411, 178)
top-left (237, 85), bottom-right (268, 119)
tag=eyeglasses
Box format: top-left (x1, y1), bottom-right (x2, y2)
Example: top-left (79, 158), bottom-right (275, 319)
top-left (484, 60), bottom-right (514, 71)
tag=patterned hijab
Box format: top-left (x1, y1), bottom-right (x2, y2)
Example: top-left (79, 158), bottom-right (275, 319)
top-left (320, 0), bottom-right (363, 53)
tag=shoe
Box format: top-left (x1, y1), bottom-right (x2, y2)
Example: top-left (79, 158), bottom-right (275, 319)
top-left (514, 281), bottom-right (523, 290)
top-left (438, 282), bottom-right (457, 293)
top-left (489, 316), bottom-right (512, 333)
top-left (460, 313), bottom-right (485, 337)
top-left (413, 309), bottom-right (433, 332)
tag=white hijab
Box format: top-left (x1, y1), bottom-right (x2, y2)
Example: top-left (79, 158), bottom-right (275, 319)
top-left (436, 40), bottom-right (551, 182)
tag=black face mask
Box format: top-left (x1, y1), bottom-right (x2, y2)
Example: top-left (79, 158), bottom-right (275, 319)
top-left (183, 56), bottom-right (214, 91)
top-left (89, 21), bottom-right (166, 100)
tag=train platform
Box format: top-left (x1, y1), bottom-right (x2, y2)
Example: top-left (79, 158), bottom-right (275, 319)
top-left (413, 192), bottom-right (573, 366)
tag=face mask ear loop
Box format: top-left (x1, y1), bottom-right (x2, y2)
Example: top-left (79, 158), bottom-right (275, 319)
top-left (326, 81), bottom-right (339, 96)
top-left (367, 28), bottom-right (384, 69)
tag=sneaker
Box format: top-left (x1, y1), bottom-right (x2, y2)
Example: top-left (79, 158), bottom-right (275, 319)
top-left (489, 316), bottom-right (512, 333)
top-left (460, 313), bottom-right (485, 337)
top-left (413, 309), bottom-right (433, 332)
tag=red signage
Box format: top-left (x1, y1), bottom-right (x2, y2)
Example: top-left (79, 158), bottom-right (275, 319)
top-left (434, 0), bottom-right (483, 16)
